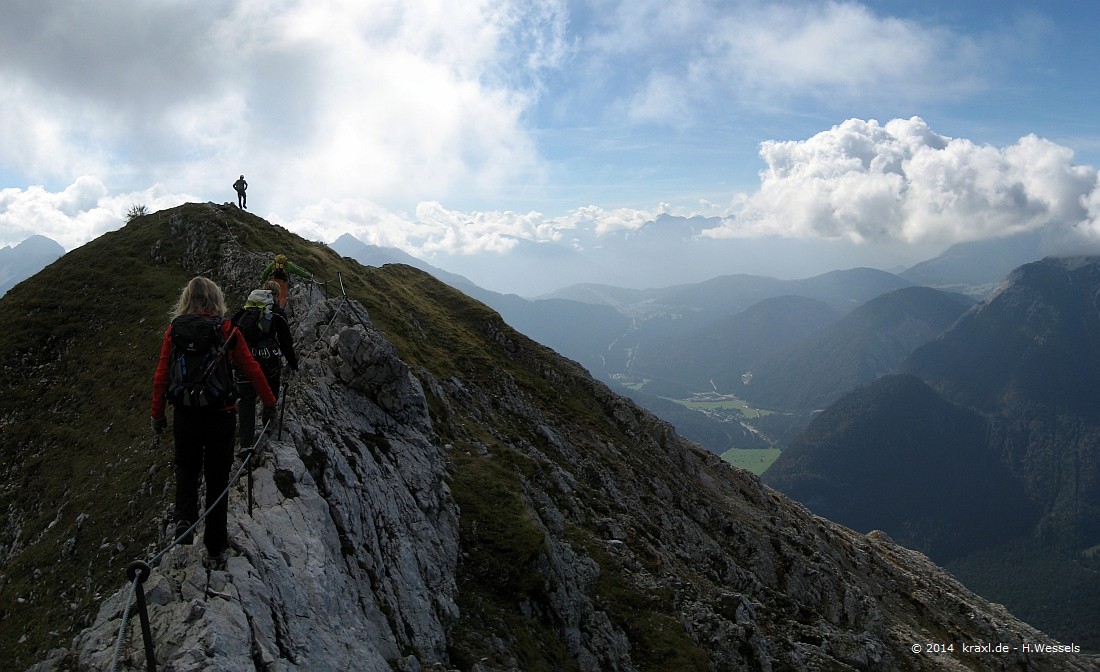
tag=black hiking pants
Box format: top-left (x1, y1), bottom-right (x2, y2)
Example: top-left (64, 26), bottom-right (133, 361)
top-left (172, 406), bottom-right (235, 557)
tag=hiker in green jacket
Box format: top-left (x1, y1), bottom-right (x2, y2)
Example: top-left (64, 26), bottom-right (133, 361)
top-left (260, 254), bottom-right (312, 308)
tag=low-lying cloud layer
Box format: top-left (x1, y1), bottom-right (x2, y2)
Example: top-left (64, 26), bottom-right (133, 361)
top-left (5, 118), bottom-right (1098, 267)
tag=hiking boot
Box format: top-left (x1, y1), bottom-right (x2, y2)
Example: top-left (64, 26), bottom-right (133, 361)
top-left (203, 551), bottom-right (227, 571)
top-left (204, 538), bottom-right (237, 569)
top-left (174, 520), bottom-right (194, 545)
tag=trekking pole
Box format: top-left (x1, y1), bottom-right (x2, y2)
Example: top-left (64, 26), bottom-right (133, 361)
top-left (126, 560), bottom-right (158, 672)
top-left (246, 450), bottom-right (254, 517)
top-left (277, 377), bottom-right (289, 440)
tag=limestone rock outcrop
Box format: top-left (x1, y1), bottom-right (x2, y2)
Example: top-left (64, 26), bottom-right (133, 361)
top-left (57, 284), bottom-right (456, 671)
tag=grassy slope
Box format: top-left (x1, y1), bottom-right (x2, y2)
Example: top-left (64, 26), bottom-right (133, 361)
top-left (0, 204), bottom-right (348, 667)
top-left (721, 448), bottom-right (781, 475)
top-left (0, 213), bottom-right (189, 665)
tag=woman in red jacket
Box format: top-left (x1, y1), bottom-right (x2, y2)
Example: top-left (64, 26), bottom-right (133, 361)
top-left (151, 276), bottom-right (277, 562)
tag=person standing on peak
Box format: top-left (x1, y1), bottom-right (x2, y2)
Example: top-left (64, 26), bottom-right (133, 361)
top-left (150, 276), bottom-right (276, 564)
top-left (233, 174), bottom-right (248, 209)
top-left (259, 253), bottom-right (312, 308)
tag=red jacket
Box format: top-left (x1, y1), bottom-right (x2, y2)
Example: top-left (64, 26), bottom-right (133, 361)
top-left (151, 314), bottom-right (277, 419)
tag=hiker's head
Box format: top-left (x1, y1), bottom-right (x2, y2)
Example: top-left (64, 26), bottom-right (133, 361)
top-left (263, 280), bottom-right (281, 294)
top-left (240, 174), bottom-right (244, 179)
top-left (173, 276), bottom-right (227, 318)
top-left (275, 254), bottom-right (287, 264)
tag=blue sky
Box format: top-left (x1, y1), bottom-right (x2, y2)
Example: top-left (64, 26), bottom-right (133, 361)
top-left (1, 0), bottom-right (1099, 288)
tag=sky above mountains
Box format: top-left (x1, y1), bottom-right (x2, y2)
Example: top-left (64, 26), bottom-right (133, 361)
top-left (2, 0), bottom-right (1099, 288)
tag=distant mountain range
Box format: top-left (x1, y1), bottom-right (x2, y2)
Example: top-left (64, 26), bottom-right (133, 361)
top-left (330, 228), bottom-right (1042, 390)
top-left (0, 235), bottom-right (64, 296)
top-left (5, 221), bottom-right (1046, 305)
top-left (407, 214), bottom-right (857, 296)
top-left (336, 231), bottom-right (922, 384)
top-left (329, 232), bottom-right (480, 291)
top-left (740, 286), bottom-right (976, 411)
top-left (899, 229), bottom-right (1046, 294)
top-left (629, 294), bottom-right (840, 395)
top-left (328, 231), bottom-right (1033, 453)
top-left (762, 256), bottom-right (1100, 650)
top-left (902, 256), bottom-right (1100, 421)
top-left (392, 214), bottom-right (1048, 297)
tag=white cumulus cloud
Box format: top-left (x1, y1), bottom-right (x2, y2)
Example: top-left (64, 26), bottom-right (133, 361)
top-left (706, 117), bottom-right (1098, 250)
top-left (0, 178), bottom-right (196, 250)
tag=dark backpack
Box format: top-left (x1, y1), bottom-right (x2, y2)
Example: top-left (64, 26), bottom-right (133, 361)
top-left (166, 314), bottom-right (237, 408)
top-left (233, 291), bottom-right (281, 376)
top-left (236, 303), bottom-right (274, 347)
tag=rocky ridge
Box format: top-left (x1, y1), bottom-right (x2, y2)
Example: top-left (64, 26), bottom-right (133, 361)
top-left (52, 282), bottom-right (457, 671)
top-left (23, 205), bottom-right (1098, 671)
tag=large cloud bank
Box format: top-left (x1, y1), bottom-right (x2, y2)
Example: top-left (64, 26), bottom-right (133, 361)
top-left (6, 118), bottom-right (1099, 262)
top-left (707, 117), bottom-right (1100, 253)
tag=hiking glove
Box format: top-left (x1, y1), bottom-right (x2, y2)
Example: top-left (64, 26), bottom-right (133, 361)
top-left (262, 405), bottom-right (276, 425)
top-left (152, 416), bottom-right (167, 436)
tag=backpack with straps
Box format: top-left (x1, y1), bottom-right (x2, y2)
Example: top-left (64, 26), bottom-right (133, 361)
top-left (234, 289), bottom-right (281, 374)
top-left (166, 314), bottom-right (237, 408)
top-left (272, 255), bottom-right (289, 281)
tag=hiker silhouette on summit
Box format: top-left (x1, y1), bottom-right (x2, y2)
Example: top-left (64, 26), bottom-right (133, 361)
top-left (230, 281), bottom-right (299, 449)
top-left (151, 276), bottom-right (276, 564)
top-left (233, 175), bottom-right (248, 209)
top-left (260, 253), bottom-right (311, 308)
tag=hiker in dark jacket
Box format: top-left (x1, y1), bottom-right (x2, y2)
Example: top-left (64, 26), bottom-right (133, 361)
top-left (259, 253), bottom-right (311, 307)
top-left (151, 276), bottom-right (276, 562)
top-left (230, 281), bottom-right (299, 448)
top-left (233, 175), bottom-right (247, 209)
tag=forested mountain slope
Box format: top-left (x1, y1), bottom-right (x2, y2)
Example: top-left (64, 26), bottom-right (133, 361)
top-left (764, 257), bottom-right (1100, 651)
top-left (744, 287), bottom-right (975, 411)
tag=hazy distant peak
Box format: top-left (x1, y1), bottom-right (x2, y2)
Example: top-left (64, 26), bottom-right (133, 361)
top-left (900, 230), bottom-right (1043, 292)
top-left (4, 234), bottom-right (64, 254)
top-left (0, 234), bottom-right (65, 297)
top-left (328, 232), bottom-right (479, 291)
